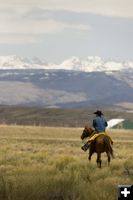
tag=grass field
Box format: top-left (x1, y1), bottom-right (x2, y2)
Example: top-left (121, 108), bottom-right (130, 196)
top-left (0, 125), bottom-right (133, 200)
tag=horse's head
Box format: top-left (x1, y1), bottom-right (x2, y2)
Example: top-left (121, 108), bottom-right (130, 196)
top-left (81, 126), bottom-right (94, 140)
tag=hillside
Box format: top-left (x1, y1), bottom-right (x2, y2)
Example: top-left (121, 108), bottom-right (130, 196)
top-left (0, 106), bottom-right (133, 127)
top-left (0, 56), bottom-right (133, 108)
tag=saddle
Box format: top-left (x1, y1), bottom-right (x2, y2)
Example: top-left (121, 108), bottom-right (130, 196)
top-left (87, 132), bottom-right (113, 145)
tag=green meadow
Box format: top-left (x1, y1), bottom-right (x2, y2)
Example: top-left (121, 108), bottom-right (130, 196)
top-left (0, 125), bottom-right (132, 200)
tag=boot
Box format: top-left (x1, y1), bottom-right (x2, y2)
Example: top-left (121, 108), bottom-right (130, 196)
top-left (81, 143), bottom-right (90, 151)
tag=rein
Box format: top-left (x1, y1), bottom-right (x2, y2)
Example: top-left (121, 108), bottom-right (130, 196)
top-left (88, 129), bottom-right (96, 138)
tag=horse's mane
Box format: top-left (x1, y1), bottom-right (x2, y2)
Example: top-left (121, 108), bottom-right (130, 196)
top-left (84, 126), bottom-right (95, 135)
top-left (85, 125), bottom-right (93, 131)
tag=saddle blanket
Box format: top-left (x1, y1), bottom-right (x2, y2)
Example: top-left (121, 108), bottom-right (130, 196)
top-left (85, 132), bottom-right (113, 144)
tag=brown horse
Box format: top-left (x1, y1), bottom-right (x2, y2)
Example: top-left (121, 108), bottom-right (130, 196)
top-left (81, 126), bottom-right (114, 168)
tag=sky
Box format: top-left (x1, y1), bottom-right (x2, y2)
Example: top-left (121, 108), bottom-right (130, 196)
top-left (0, 0), bottom-right (133, 63)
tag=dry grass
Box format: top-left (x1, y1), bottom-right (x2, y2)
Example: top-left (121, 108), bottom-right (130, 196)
top-left (0, 125), bottom-right (133, 200)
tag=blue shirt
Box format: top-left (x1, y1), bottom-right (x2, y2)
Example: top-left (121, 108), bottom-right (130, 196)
top-left (93, 116), bottom-right (108, 132)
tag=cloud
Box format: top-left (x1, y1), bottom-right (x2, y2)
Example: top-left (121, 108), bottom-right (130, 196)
top-left (0, 8), bottom-right (90, 35)
top-left (0, 0), bottom-right (133, 18)
top-left (0, 35), bottom-right (39, 44)
top-left (0, 0), bottom-right (131, 45)
top-left (0, 18), bottom-right (90, 35)
top-left (0, 8), bottom-right (91, 44)
top-left (0, 0), bottom-right (131, 42)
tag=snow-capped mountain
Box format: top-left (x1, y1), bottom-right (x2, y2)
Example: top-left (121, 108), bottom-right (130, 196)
top-left (0, 55), bottom-right (133, 109)
top-left (0, 55), bottom-right (133, 72)
top-left (0, 55), bottom-right (48, 69)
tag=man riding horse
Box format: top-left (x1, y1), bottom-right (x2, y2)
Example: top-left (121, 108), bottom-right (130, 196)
top-left (81, 110), bottom-right (109, 151)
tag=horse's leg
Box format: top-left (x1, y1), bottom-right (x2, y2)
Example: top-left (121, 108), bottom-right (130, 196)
top-left (88, 145), bottom-right (94, 162)
top-left (99, 153), bottom-right (102, 168)
top-left (97, 153), bottom-right (102, 168)
top-left (96, 153), bottom-right (100, 167)
top-left (88, 151), bottom-right (93, 161)
top-left (106, 152), bottom-right (111, 166)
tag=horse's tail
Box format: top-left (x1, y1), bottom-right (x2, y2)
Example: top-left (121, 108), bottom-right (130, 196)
top-left (104, 136), bottom-right (114, 158)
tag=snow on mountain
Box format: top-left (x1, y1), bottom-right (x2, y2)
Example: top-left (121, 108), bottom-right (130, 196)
top-left (58, 56), bottom-right (131, 72)
top-left (0, 55), bottom-right (48, 69)
top-left (0, 55), bottom-right (133, 72)
top-left (57, 56), bottom-right (104, 72)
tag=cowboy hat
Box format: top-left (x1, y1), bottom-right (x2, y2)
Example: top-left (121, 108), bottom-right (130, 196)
top-left (93, 110), bottom-right (103, 116)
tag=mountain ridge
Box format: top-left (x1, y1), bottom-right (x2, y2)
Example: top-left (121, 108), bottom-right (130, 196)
top-left (0, 55), bottom-right (133, 108)
top-left (0, 55), bottom-right (133, 72)
top-left (0, 69), bottom-right (133, 108)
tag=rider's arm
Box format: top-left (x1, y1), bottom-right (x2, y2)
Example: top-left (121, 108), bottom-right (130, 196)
top-left (105, 120), bottom-right (108, 127)
top-left (93, 119), bottom-right (96, 128)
